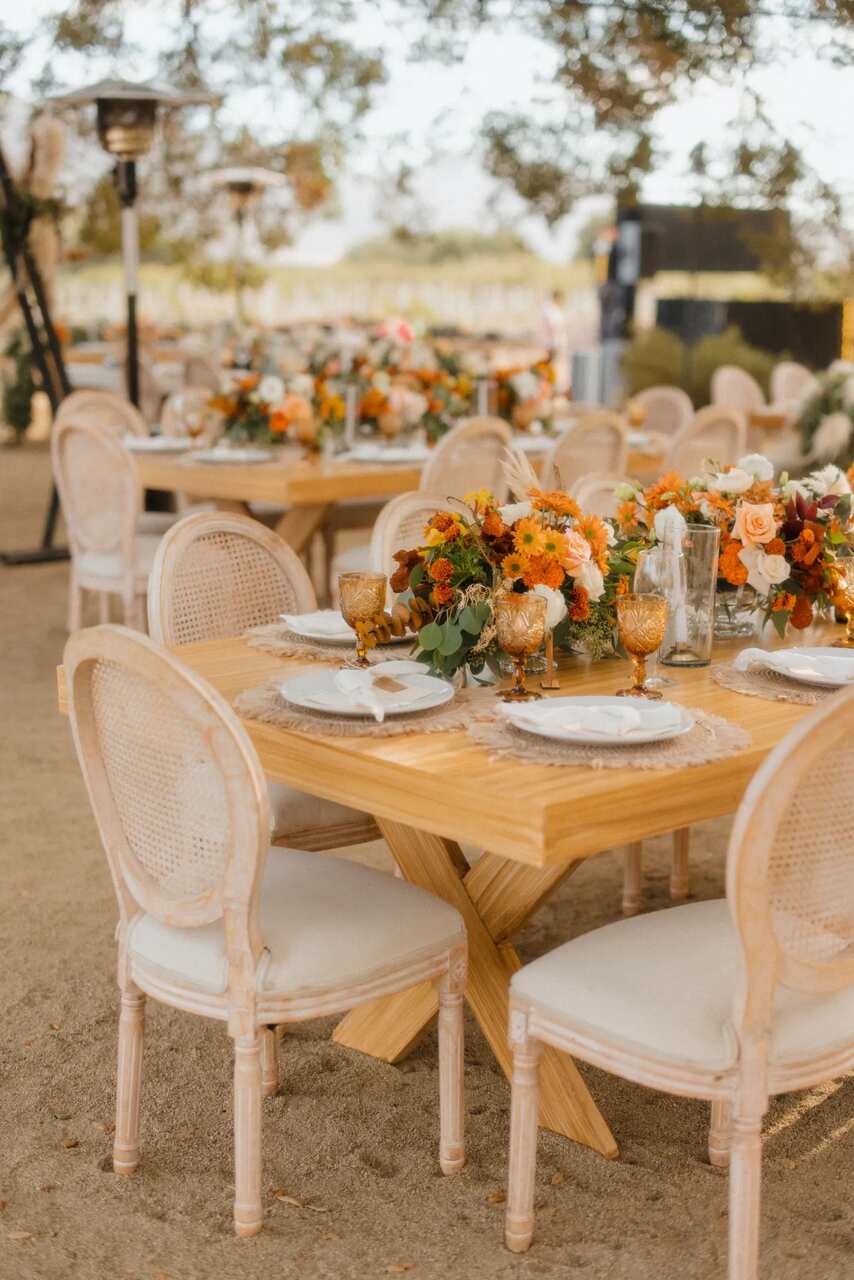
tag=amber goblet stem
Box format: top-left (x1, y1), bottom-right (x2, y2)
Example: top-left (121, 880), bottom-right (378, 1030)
top-left (837, 609), bottom-right (854, 648)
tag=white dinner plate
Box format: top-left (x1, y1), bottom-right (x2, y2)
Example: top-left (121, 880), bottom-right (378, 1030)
top-left (278, 665), bottom-right (453, 718)
top-left (282, 609), bottom-right (410, 645)
top-left (341, 443), bottom-right (431, 465)
top-left (758, 647), bottom-right (854, 689)
top-left (123, 434), bottom-right (192, 453)
top-left (499, 695), bottom-right (695, 746)
top-left (194, 447), bottom-right (273, 464)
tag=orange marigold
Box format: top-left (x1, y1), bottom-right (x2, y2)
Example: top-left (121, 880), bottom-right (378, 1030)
top-left (430, 583), bottom-right (454, 608)
top-left (772, 591), bottom-right (796, 613)
top-left (790, 593), bottom-right (814, 630)
top-left (481, 509), bottom-right (507, 539)
top-left (568, 586), bottom-right (590, 622)
top-left (268, 411), bottom-right (288, 434)
top-left (529, 488), bottom-right (581, 519)
top-left (719, 539), bottom-right (748, 586)
top-left (428, 557), bottom-right (454, 583)
top-left (764, 537), bottom-right (785, 557)
top-left (522, 555), bottom-right (565, 590)
top-left (644, 471), bottom-right (688, 513)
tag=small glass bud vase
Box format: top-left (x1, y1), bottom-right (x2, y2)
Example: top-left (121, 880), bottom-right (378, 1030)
top-left (714, 585), bottom-right (757, 639)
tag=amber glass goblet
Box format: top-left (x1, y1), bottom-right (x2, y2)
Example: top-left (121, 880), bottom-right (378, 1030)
top-left (338, 572), bottom-right (387, 667)
top-left (495, 592), bottom-right (548, 701)
top-left (616, 592), bottom-right (668, 699)
top-left (834, 560), bottom-right (854, 648)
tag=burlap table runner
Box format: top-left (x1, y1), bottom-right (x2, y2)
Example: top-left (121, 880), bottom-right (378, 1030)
top-left (234, 681), bottom-right (495, 738)
top-left (465, 707), bottom-right (750, 770)
top-left (245, 622), bottom-right (411, 666)
top-left (712, 662), bottom-right (837, 707)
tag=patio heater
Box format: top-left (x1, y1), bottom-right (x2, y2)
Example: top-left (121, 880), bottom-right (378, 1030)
top-left (206, 166), bottom-right (288, 326)
top-left (50, 79), bottom-right (213, 406)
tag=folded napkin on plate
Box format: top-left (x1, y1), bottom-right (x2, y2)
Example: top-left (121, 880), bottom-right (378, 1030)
top-left (734, 647), bottom-right (854, 681)
top-left (511, 702), bottom-right (683, 737)
top-left (304, 669), bottom-right (429, 723)
top-left (281, 609), bottom-right (353, 639)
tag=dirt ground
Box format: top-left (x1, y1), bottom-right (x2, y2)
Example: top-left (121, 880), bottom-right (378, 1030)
top-left (1, 444), bottom-right (853, 1280)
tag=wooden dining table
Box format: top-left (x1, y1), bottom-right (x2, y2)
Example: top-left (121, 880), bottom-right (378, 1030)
top-left (57, 622), bottom-right (842, 1162)
top-left (133, 440), bottom-right (666, 557)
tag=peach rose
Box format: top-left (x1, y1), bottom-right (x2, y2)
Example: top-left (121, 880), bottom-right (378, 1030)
top-left (732, 502), bottom-right (777, 546)
top-left (562, 529), bottom-right (592, 574)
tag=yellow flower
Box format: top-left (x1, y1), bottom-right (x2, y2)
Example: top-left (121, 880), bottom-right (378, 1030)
top-left (513, 517), bottom-right (546, 556)
top-left (502, 552), bottom-right (530, 580)
top-left (464, 488), bottom-right (494, 513)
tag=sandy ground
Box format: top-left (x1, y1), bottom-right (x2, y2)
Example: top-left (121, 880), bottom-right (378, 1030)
top-left (1, 444), bottom-right (853, 1280)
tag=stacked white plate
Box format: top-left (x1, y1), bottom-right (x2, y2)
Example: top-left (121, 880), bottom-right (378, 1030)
top-left (282, 609), bottom-right (410, 646)
top-left (194, 446), bottom-right (273, 464)
top-left (278, 661), bottom-right (453, 720)
top-left (739, 647), bottom-right (854, 690)
top-left (123, 434), bottom-right (192, 453)
top-left (499, 695), bottom-right (694, 746)
top-left (340, 442), bottom-right (431, 465)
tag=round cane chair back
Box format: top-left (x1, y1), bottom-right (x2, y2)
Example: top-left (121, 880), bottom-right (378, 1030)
top-left (55, 390), bottom-right (149, 438)
top-left (182, 353), bottom-right (222, 393)
top-left (770, 361), bottom-right (816, 405)
top-left (65, 625), bottom-right (269, 931)
top-left (541, 412), bottom-right (628, 490)
top-left (727, 688), bottom-right (854, 1007)
top-left (710, 365), bottom-right (765, 415)
top-left (51, 417), bottom-right (139, 562)
top-left (420, 416), bottom-right (512, 503)
top-left (148, 511), bottom-right (316, 647)
top-left (571, 473), bottom-right (623, 519)
top-left (667, 406), bottom-right (746, 477)
top-left (632, 385), bottom-right (693, 437)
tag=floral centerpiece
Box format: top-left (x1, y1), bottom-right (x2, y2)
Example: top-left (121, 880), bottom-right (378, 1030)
top-left (210, 373), bottom-right (287, 444)
top-left (390, 474), bottom-right (624, 679)
top-left (796, 366), bottom-right (854, 469)
top-left (494, 361), bottom-right (558, 432)
top-left (614, 455), bottom-right (853, 638)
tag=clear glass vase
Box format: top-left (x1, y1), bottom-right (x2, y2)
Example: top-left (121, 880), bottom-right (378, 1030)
top-left (714, 586), bottom-right (757, 639)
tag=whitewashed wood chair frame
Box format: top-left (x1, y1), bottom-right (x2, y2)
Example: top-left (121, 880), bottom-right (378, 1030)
top-left (64, 625), bottom-right (467, 1238)
top-left (667, 406), bottom-right (747, 477)
top-left (770, 361), bottom-right (814, 406)
top-left (710, 365), bottom-right (766, 416)
top-left (182, 352), bottom-right (222, 393)
top-left (541, 412), bottom-right (628, 491)
top-left (52, 417), bottom-right (153, 631)
top-left (420, 416), bottom-right (512, 503)
top-left (504, 688), bottom-right (854, 1280)
top-left (569, 472), bottom-right (623, 519)
top-left (632, 385), bottom-right (694, 437)
top-left (147, 510), bottom-right (378, 851)
top-left (55, 389), bottom-right (149, 438)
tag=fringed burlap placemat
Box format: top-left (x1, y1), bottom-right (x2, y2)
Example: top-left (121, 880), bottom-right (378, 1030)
top-left (465, 707), bottom-right (749, 770)
top-left (234, 681), bottom-right (495, 738)
top-left (712, 663), bottom-right (835, 707)
top-left (245, 622), bottom-right (411, 666)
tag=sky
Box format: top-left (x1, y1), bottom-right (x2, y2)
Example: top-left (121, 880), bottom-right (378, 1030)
top-left (3, 3), bottom-right (854, 264)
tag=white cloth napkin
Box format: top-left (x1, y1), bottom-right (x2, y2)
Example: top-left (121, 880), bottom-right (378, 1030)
top-left (734, 648), bottom-right (854, 682)
top-left (331, 669), bottom-right (427, 722)
top-left (281, 609), bottom-right (354, 640)
top-left (511, 702), bottom-right (683, 737)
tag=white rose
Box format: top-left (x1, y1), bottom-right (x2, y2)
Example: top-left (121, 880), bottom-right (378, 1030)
top-left (499, 500), bottom-right (533, 523)
top-left (782, 478), bottom-right (809, 503)
top-left (653, 504), bottom-right (687, 544)
top-left (289, 373), bottom-right (315, 398)
top-left (604, 520), bottom-right (617, 546)
top-left (574, 561), bottom-right (605, 601)
top-left (737, 453), bottom-right (774, 482)
top-left (372, 370), bottom-right (391, 394)
top-left (258, 375), bottom-right (285, 404)
top-left (738, 545), bottom-right (789, 597)
top-left (509, 371), bottom-right (540, 402)
top-left (532, 583), bottom-right (568, 629)
top-left (809, 464), bottom-right (852, 497)
top-left (706, 467), bottom-right (753, 494)
top-left (812, 412), bottom-right (853, 461)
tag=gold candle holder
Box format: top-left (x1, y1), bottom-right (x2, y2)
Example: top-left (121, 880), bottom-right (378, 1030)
top-left (338, 572), bottom-right (388, 667)
top-left (616, 592), bottom-right (668, 699)
top-left (834, 560), bottom-right (854, 648)
top-left (495, 592), bottom-right (548, 701)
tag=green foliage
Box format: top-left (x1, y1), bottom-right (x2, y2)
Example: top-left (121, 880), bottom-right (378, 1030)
top-left (2, 332), bottom-right (36, 439)
top-left (796, 372), bottom-right (854, 469)
top-left (346, 228), bottom-right (530, 265)
top-left (77, 176), bottom-right (162, 258)
top-left (622, 325), bottom-right (775, 406)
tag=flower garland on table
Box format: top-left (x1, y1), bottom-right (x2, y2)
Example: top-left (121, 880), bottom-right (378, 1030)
top-left (796, 366), bottom-right (854, 468)
top-left (614, 454), bottom-right (854, 638)
top-left (389, 485), bottom-right (623, 679)
top-left (210, 372), bottom-right (345, 449)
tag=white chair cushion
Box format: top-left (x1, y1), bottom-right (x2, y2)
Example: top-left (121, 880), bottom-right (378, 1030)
top-left (268, 781), bottom-right (367, 842)
top-left (512, 899), bottom-right (854, 1075)
top-left (129, 846), bottom-right (465, 998)
top-left (76, 533), bottom-right (161, 586)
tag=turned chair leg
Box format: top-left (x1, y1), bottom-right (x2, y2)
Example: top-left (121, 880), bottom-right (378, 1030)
top-left (728, 1106), bottom-right (764, 1280)
top-left (98, 591), bottom-right (111, 623)
top-left (113, 987), bottom-right (145, 1174)
top-left (671, 827), bottom-right (690, 901)
top-left (437, 960), bottom-right (466, 1175)
top-left (505, 1026), bottom-right (543, 1253)
top-left (233, 1031), bottom-right (263, 1238)
top-left (67, 573), bottom-right (83, 633)
top-left (623, 842), bottom-right (642, 916)
top-left (261, 1026), bottom-right (280, 1098)
top-left (709, 1097), bottom-right (731, 1168)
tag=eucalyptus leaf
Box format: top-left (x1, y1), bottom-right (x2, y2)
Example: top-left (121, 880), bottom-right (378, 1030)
top-left (417, 621), bottom-right (442, 651)
top-left (410, 561), bottom-right (425, 588)
top-left (438, 623), bottom-right (463, 655)
top-left (458, 605), bottom-right (480, 633)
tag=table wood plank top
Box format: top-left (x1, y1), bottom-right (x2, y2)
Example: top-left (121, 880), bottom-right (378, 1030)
top-left (57, 625), bottom-right (840, 870)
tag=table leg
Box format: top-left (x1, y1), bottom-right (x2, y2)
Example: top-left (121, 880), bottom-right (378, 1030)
top-left (334, 822), bottom-right (617, 1156)
top-left (214, 499), bottom-right (252, 515)
top-left (275, 504), bottom-right (330, 557)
